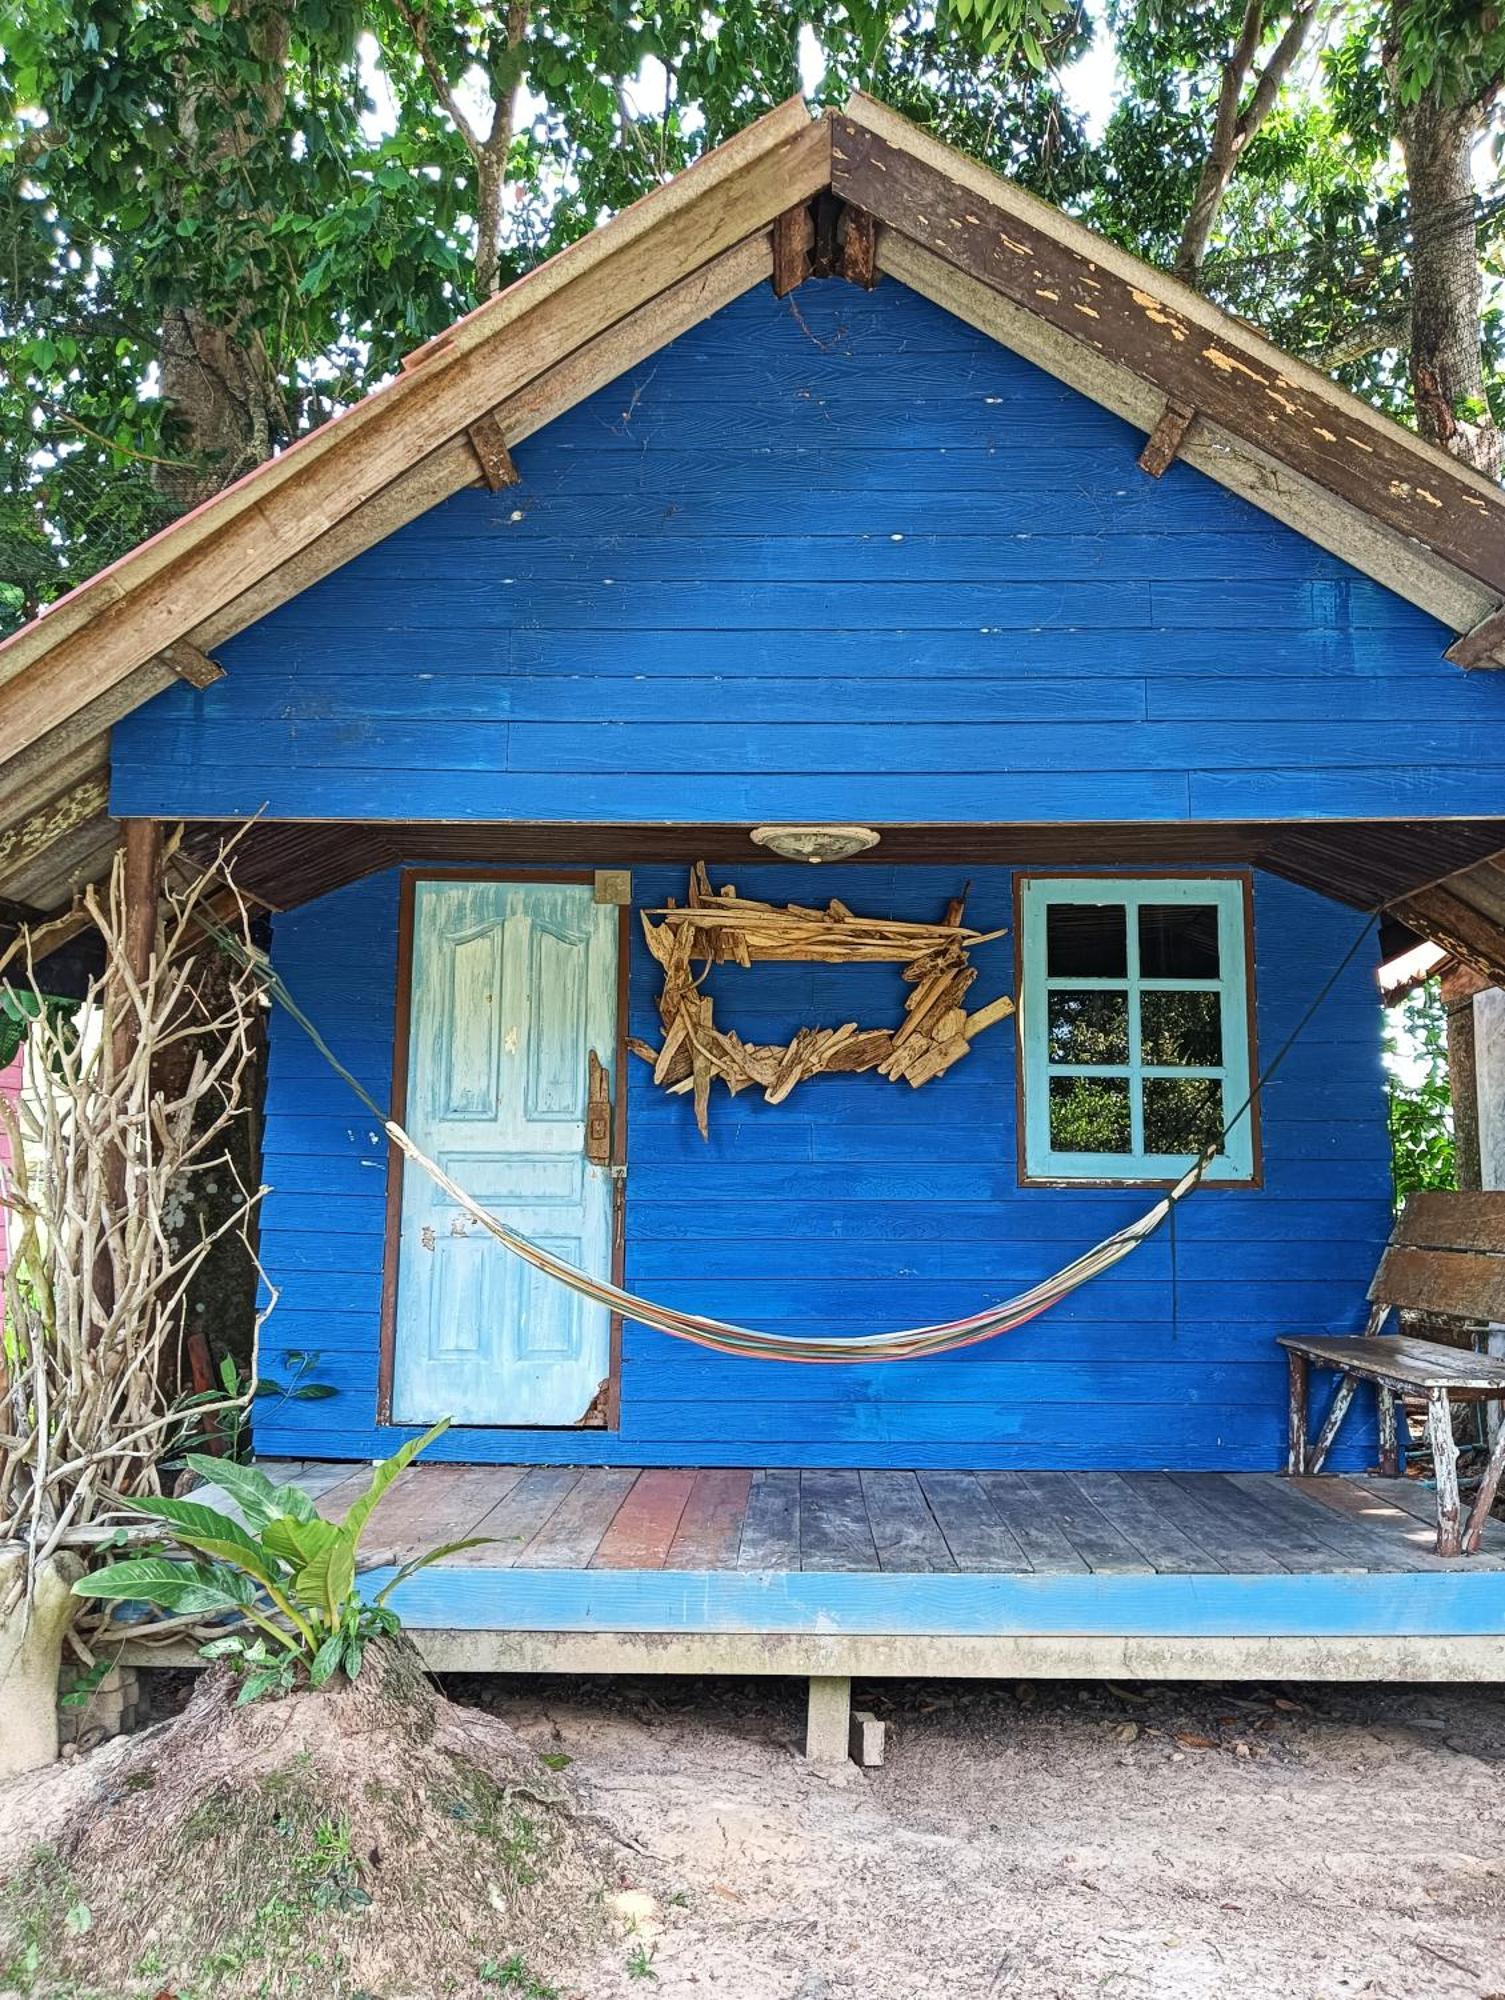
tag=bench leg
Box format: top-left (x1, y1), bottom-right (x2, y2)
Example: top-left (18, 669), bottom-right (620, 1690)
top-left (1427, 1389), bottom-right (1462, 1557)
top-left (1308, 1374), bottom-right (1357, 1476)
top-left (1287, 1350), bottom-right (1310, 1474)
top-left (1463, 1415), bottom-right (1505, 1555)
top-left (1377, 1388), bottom-right (1400, 1478)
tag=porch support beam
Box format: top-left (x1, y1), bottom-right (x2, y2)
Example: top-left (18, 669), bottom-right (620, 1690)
top-left (805, 1674), bottom-right (852, 1763)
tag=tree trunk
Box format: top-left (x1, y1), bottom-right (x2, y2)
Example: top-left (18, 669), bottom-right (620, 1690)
top-left (155, 309), bottom-right (286, 509)
top-left (154, 0), bottom-right (292, 507)
top-left (1398, 90), bottom-right (1503, 479)
top-left (0, 1549), bottom-right (84, 1779)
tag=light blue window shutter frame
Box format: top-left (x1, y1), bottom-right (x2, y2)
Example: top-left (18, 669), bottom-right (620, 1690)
top-left (1019, 876), bottom-right (1256, 1184)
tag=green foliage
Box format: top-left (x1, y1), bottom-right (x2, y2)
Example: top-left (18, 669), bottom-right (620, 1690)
top-left (165, 1348), bottom-right (336, 1463)
top-left (0, 991), bottom-right (80, 1068)
top-left (72, 1417), bottom-right (488, 1698)
top-left (1385, 978), bottom-right (1456, 1202)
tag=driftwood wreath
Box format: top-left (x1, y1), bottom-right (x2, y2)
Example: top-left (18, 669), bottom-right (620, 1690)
top-left (629, 863), bottom-right (1015, 1137)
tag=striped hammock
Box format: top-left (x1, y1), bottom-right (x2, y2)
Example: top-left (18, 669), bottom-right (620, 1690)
top-left (383, 1118), bottom-right (1205, 1363)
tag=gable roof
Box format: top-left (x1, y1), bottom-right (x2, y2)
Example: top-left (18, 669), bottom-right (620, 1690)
top-left (2, 91), bottom-right (1504, 947)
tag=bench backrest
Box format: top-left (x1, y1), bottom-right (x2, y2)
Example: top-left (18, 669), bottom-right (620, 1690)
top-left (1369, 1191), bottom-right (1505, 1322)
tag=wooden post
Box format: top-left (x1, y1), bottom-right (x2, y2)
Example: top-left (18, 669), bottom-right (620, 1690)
top-left (1377, 1387), bottom-right (1400, 1478)
top-left (98, 820), bottom-right (163, 1331)
top-left (1307, 1374), bottom-right (1357, 1475)
top-left (1286, 1349), bottom-right (1309, 1474)
top-left (1427, 1389), bottom-right (1462, 1556)
top-left (1462, 1418), bottom-right (1505, 1553)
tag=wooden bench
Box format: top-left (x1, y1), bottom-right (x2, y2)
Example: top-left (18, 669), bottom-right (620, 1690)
top-left (1279, 1191), bottom-right (1505, 1557)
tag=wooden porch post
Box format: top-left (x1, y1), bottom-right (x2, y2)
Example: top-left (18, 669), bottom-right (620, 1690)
top-left (98, 819), bottom-right (163, 1330)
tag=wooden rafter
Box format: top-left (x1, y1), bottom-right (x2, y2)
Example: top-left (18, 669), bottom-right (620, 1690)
top-left (832, 97), bottom-right (1505, 622)
top-left (1138, 399), bottom-right (1196, 477)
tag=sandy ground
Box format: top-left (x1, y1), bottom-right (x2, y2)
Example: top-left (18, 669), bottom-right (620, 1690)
top-left (456, 1673), bottom-right (1505, 2000)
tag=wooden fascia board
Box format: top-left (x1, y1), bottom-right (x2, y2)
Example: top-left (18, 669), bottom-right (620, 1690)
top-left (1390, 885), bottom-right (1505, 982)
top-left (193, 233), bottom-right (775, 652)
top-left (877, 231), bottom-right (1505, 661)
top-left (0, 100), bottom-right (828, 762)
top-left (833, 97), bottom-right (1505, 622)
top-left (0, 768), bottom-right (111, 891)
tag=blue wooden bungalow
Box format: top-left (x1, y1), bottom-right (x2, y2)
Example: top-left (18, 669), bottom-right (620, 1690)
top-left (5, 94), bottom-right (1505, 1749)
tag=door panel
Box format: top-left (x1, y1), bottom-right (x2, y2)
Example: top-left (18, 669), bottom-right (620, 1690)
top-left (391, 878), bottom-right (617, 1427)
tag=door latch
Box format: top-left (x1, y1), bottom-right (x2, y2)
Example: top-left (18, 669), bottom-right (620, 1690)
top-left (586, 1048), bottom-right (613, 1166)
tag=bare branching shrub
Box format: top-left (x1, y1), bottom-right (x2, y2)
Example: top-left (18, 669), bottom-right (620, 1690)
top-left (0, 838), bottom-right (267, 1618)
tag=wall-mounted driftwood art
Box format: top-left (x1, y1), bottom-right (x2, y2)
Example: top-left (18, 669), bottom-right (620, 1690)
top-left (630, 863), bottom-right (1015, 1137)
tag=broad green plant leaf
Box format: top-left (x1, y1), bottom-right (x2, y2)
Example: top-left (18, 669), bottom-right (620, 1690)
top-left (115, 1495), bottom-right (288, 1585)
top-left (261, 1514), bottom-right (343, 1569)
top-left (72, 1557), bottom-right (259, 1616)
top-left (373, 1538), bottom-right (497, 1607)
top-left (342, 1417), bottom-right (450, 1542)
top-left (184, 1453), bottom-right (319, 1527)
top-left (295, 1535), bottom-right (357, 1627)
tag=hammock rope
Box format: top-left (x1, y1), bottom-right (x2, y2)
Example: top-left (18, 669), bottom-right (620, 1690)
top-left (217, 908), bottom-right (1378, 1365)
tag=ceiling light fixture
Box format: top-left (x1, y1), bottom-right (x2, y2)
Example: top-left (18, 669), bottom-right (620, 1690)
top-left (750, 825), bottom-right (881, 864)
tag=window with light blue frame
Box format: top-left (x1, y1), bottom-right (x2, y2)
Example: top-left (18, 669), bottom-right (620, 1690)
top-left (1018, 877), bottom-right (1257, 1184)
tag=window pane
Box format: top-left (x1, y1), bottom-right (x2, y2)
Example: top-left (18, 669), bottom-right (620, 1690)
top-left (1141, 990), bottom-right (1223, 1067)
top-left (1143, 1076), bottom-right (1224, 1155)
top-left (1139, 902), bottom-right (1221, 978)
top-left (1048, 990), bottom-right (1129, 1065)
top-left (1049, 1075), bottom-right (1132, 1154)
top-left (1047, 902), bottom-right (1127, 978)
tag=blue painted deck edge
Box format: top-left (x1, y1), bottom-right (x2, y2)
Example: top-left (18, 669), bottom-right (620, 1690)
top-left (375, 1566), bottom-right (1505, 1638)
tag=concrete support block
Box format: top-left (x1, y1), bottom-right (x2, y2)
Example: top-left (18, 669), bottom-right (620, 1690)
top-left (805, 1674), bottom-right (851, 1763)
top-left (848, 1708), bottom-right (887, 1767)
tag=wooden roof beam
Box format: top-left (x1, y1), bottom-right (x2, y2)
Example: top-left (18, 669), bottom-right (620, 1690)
top-left (1138, 399), bottom-right (1196, 477)
top-left (0, 99), bottom-right (829, 757)
top-left (466, 411), bottom-right (521, 491)
top-left (833, 95), bottom-right (1505, 665)
top-left (1445, 604), bottom-right (1505, 671)
top-left (160, 639), bottom-right (225, 689)
top-left (872, 230), bottom-right (1505, 661)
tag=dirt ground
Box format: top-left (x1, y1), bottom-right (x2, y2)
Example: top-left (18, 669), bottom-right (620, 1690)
top-left (457, 1672), bottom-right (1505, 2000)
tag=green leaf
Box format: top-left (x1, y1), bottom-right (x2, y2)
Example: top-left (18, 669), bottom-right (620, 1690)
top-left (342, 1419), bottom-right (450, 1544)
top-left (72, 1557), bottom-right (258, 1616)
top-left (295, 1533), bottom-right (356, 1623)
top-left (308, 1632), bottom-right (344, 1686)
top-left (261, 1514), bottom-right (341, 1569)
top-left (186, 1454), bottom-right (318, 1527)
top-left (115, 1495), bottom-right (285, 1583)
top-left (372, 1537), bottom-right (495, 1607)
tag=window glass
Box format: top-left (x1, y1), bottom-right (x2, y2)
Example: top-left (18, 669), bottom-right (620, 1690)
top-left (1021, 878), bottom-right (1255, 1183)
top-left (1140, 990), bottom-right (1222, 1067)
top-left (1046, 902), bottom-right (1127, 978)
top-left (1139, 902), bottom-right (1220, 978)
top-left (1049, 1075), bottom-right (1132, 1154)
top-left (1048, 990), bottom-right (1129, 1066)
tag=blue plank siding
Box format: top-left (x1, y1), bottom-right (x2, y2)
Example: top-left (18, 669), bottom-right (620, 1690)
top-left (109, 279), bottom-right (1505, 824)
top-left (250, 862), bottom-right (1390, 1470)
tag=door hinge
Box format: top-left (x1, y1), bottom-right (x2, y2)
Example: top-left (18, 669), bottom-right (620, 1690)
top-left (586, 1048), bottom-right (613, 1166)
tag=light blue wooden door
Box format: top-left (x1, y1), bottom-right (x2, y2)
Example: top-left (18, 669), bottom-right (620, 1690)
top-left (391, 879), bottom-right (618, 1427)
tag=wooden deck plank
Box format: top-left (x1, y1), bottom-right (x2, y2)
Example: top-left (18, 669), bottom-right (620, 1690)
top-left (591, 1468), bottom-right (696, 1569)
top-left (918, 1471), bottom-right (1031, 1573)
top-left (800, 1469), bottom-right (880, 1571)
top-left (449, 1468), bottom-right (580, 1570)
top-left (1067, 1473), bottom-right (1222, 1575)
top-left (737, 1469), bottom-right (801, 1570)
top-left (860, 1470), bottom-right (956, 1572)
top-left (1352, 1472), bottom-right (1505, 1553)
top-left (313, 1467), bottom-right (380, 1522)
top-left (1294, 1475), bottom-right (1505, 1570)
top-left (516, 1468), bottom-right (641, 1569)
top-left (358, 1465), bottom-right (519, 1564)
top-left (291, 1460), bottom-right (364, 1500)
top-left (1011, 1472), bottom-right (1156, 1574)
top-left (1142, 1473), bottom-right (1294, 1574)
top-left (973, 1472), bottom-right (1090, 1573)
top-left (1218, 1473), bottom-right (1391, 1574)
top-left (668, 1469), bottom-right (755, 1568)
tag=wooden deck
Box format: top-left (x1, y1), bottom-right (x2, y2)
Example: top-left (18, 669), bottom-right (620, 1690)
top-left (214, 1460), bottom-right (1505, 1686)
top-left (294, 1461), bottom-right (1505, 1577)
